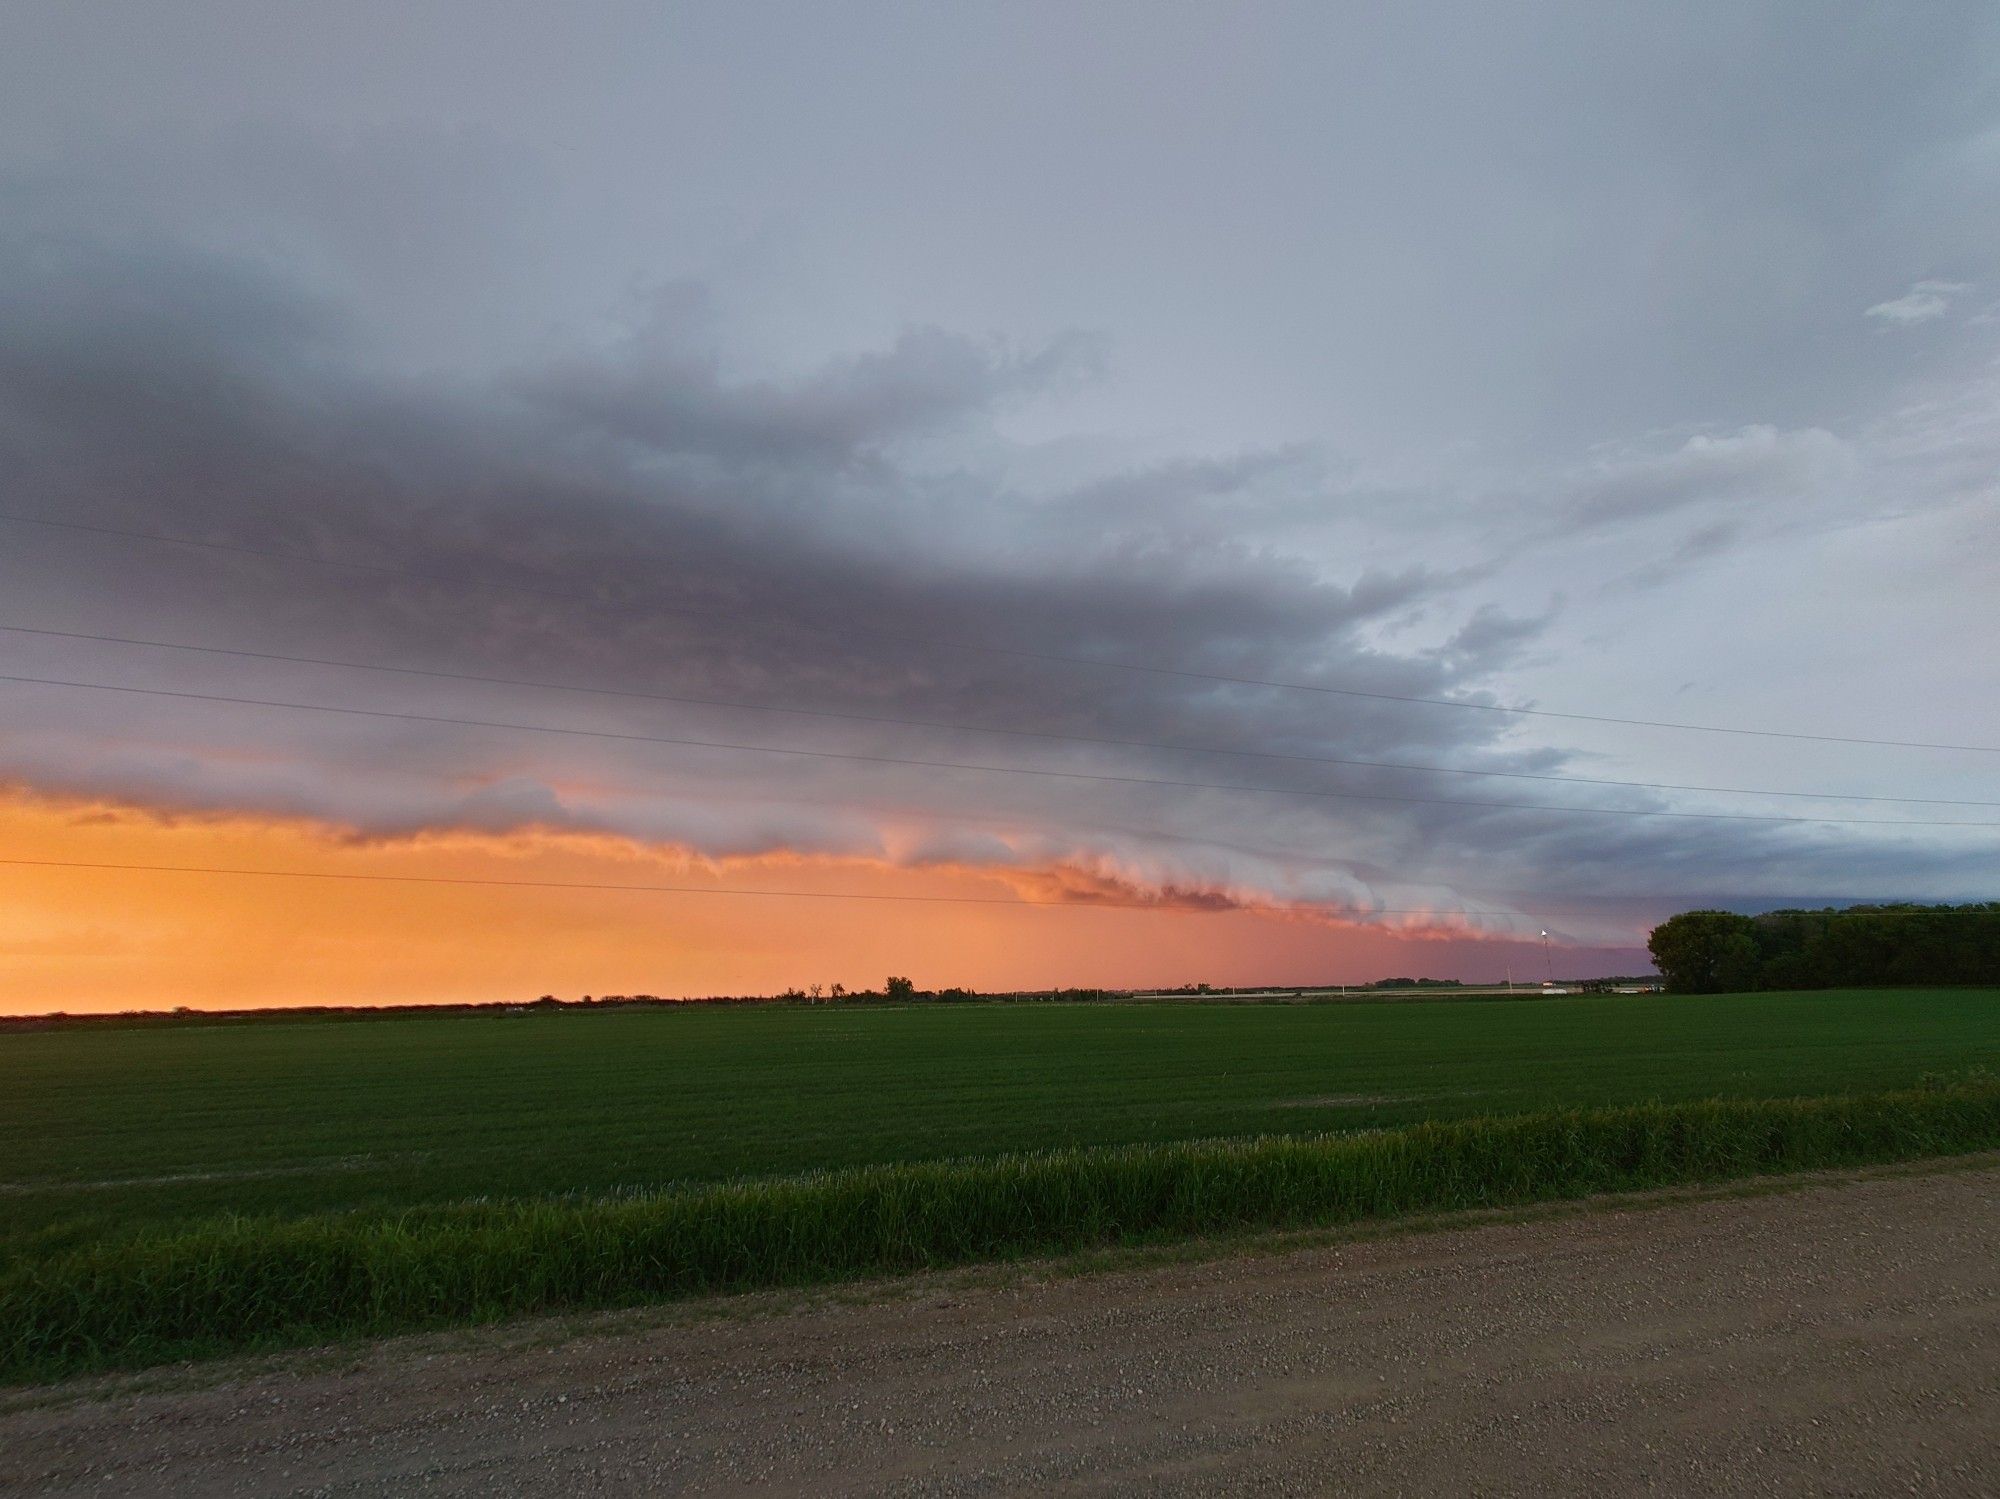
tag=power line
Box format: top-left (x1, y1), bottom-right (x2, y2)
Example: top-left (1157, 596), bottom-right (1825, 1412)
top-left (5, 621), bottom-right (1990, 807)
top-left (5, 508), bottom-right (1994, 754)
top-left (4, 670), bottom-right (1996, 828)
top-left (0, 856), bottom-right (1541, 919)
top-left (1, 857), bottom-right (1988, 922)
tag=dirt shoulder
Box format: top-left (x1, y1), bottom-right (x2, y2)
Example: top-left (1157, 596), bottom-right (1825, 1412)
top-left (4, 1158), bottom-right (1998, 1496)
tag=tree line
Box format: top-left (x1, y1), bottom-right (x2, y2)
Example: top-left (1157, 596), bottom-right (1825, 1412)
top-left (1647, 903), bottom-right (2000, 993)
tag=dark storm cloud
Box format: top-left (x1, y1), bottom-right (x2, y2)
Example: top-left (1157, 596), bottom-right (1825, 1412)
top-left (2, 221), bottom-right (1991, 951)
top-left (0, 234), bottom-right (1485, 781)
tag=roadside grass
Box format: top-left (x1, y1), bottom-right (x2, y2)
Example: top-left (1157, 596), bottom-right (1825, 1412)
top-left (11, 1146), bottom-right (1997, 1416)
top-left (7, 1079), bottom-right (1999, 1385)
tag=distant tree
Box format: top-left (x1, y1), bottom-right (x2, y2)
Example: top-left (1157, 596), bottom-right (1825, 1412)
top-left (885, 975), bottom-right (917, 1002)
top-left (1648, 902), bottom-right (1998, 992)
top-left (830, 982), bottom-right (847, 999)
top-left (809, 983), bottom-right (824, 1001)
top-left (1647, 910), bottom-right (1761, 993)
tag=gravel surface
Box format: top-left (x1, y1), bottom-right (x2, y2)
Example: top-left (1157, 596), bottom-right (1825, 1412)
top-left (4, 1162), bottom-right (1998, 1496)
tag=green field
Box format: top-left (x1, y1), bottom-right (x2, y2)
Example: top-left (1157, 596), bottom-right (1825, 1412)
top-left (5, 989), bottom-right (2000, 1380)
top-left (6, 989), bottom-right (1998, 1269)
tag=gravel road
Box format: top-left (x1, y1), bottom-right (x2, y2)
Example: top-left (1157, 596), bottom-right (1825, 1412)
top-left (5, 1161), bottom-right (1998, 1496)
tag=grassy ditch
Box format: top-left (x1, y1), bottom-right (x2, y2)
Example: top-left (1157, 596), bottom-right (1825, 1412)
top-left (6, 1079), bottom-right (1999, 1384)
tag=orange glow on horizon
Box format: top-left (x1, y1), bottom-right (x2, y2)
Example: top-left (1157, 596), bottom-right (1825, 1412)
top-left (0, 789), bottom-right (1541, 1014)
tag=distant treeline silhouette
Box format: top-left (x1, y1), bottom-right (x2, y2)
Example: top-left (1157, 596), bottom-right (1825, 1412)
top-left (1648, 904), bottom-right (2000, 994)
top-left (0, 983), bottom-right (1121, 1031)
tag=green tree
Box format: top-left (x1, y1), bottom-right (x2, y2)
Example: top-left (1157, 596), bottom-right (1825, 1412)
top-left (1647, 910), bottom-right (1760, 994)
top-left (884, 975), bottom-right (917, 1002)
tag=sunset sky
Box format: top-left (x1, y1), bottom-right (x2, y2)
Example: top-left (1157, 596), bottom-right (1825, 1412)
top-left (3, 4), bottom-right (1998, 1012)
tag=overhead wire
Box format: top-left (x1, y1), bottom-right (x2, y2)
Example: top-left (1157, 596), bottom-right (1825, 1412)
top-left (1, 622), bottom-right (1991, 806)
top-left (0, 856), bottom-right (1532, 917)
top-left (2, 670), bottom-right (1995, 827)
top-left (5, 508), bottom-right (1995, 753)
top-left (1, 857), bottom-right (1987, 922)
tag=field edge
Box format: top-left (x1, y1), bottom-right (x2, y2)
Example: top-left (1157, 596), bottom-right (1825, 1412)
top-left (13, 1143), bottom-right (2000, 1415)
top-left (8, 1079), bottom-right (2000, 1385)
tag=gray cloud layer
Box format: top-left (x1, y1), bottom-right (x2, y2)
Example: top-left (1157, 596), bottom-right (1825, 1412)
top-left (3, 225), bottom-right (1992, 955)
top-left (2, 5), bottom-right (1997, 965)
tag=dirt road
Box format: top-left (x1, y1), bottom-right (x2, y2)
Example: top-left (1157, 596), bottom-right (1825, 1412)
top-left (5, 1162), bottom-right (1998, 1496)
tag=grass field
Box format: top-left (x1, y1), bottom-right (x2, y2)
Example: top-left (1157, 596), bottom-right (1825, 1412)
top-left (4, 989), bottom-right (1999, 1380)
top-left (6, 988), bottom-right (1998, 1265)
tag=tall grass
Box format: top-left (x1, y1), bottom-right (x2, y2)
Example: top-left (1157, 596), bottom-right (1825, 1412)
top-left (7, 1081), bottom-right (1999, 1384)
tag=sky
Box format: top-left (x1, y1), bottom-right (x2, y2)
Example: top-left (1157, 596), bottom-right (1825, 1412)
top-left (2, 3), bottom-right (1997, 1011)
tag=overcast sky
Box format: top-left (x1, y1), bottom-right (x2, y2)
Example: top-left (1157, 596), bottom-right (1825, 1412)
top-left (2, 3), bottom-right (1996, 999)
